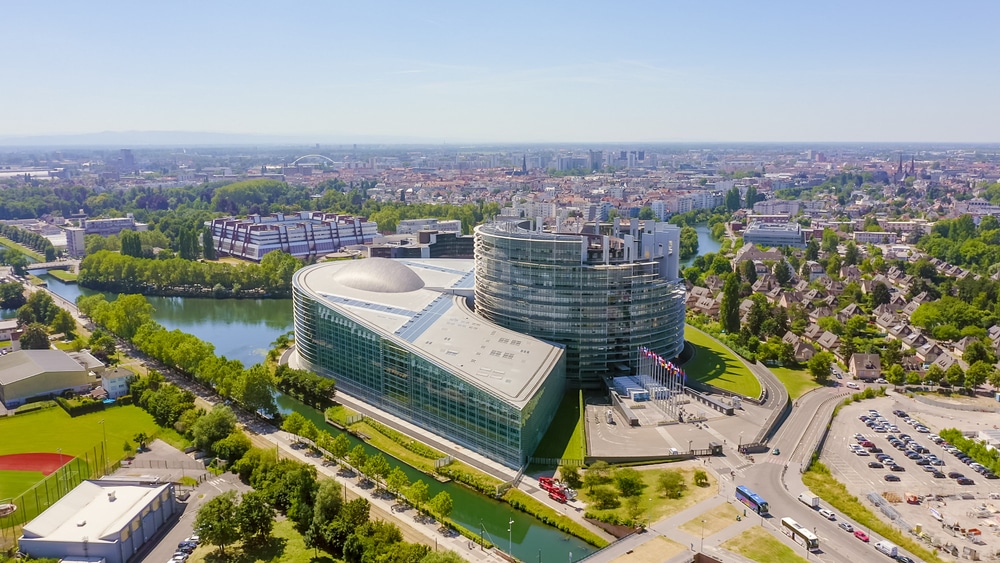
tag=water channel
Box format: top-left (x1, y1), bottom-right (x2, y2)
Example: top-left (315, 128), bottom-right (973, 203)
top-left (35, 273), bottom-right (597, 562)
top-left (680, 224), bottom-right (724, 268)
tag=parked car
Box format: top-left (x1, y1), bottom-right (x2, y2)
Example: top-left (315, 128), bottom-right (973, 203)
top-left (884, 474), bottom-right (901, 482)
top-left (958, 478), bottom-right (975, 485)
top-left (868, 461), bottom-right (884, 469)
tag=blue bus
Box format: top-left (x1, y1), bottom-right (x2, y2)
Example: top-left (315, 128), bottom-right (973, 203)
top-left (736, 485), bottom-right (769, 514)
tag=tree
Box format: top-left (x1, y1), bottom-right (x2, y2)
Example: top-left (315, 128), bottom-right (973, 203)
top-left (19, 323), bottom-right (50, 349)
top-left (657, 470), bottom-right (685, 498)
top-left (560, 465), bottom-right (582, 489)
top-left (310, 478), bottom-right (344, 547)
top-left (720, 274), bottom-right (741, 333)
top-left (638, 206), bottom-right (655, 220)
top-left (50, 308), bottom-right (76, 338)
top-left (965, 361), bottom-right (992, 389)
top-left (429, 491), bottom-right (453, 519)
top-left (386, 466), bottom-right (410, 497)
top-left (725, 187), bottom-right (741, 211)
top-left (235, 364), bottom-right (278, 417)
top-left (845, 315), bottom-right (868, 338)
top-left (774, 260), bottom-right (791, 285)
top-left (282, 411), bottom-right (308, 437)
top-left (693, 469), bottom-right (709, 487)
top-left (613, 468), bottom-right (646, 497)
top-left (0, 282), bottom-right (26, 310)
top-left (821, 228), bottom-right (839, 253)
top-left (123, 439), bottom-right (133, 457)
top-left (195, 491), bottom-right (241, 555)
top-left (203, 228), bottom-right (217, 260)
top-left (679, 226), bottom-right (699, 259)
top-left (237, 490), bottom-right (275, 545)
top-left (805, 238), bottom-right (820, 261)
top-left (590, 485), bottom-right (619, 509)
top-left (886, 364), bottom-right (906, 385)
top-left (420, 551), bottom-right (468, 563)
top-left (925, 364), bottom-right (945, 385)
top-left (120, 230), bottom-right (143, 258)
top-left (348, 445), bottom-right (368, 474)
top-left (871, 282), bottom-right (891, 306)
top-left (844, 241), bottom-right (859, 266)
top-left (583, 460), bottom-right (611, 491)
top-left (963, 340), bottom-right (994, 366)
top-left (407, 480), bottom-right (430, 511)
top-left (945, 363), bottom-right (965, 387)
top-left (214, 432), bottom-right (252, 462)
top-left (742, 260), bottom-right (757, 285)
top-left (363, 454), bottom-right (391, 488)
top-left (808, 352), bottom-right (833, 383)
top-left (778, 341), bottom-right (796, 366)
top-left (132, 432), bottom-right (149, 450)
top-left (744, 185), bottom-right (758, 209)
top-left (191, 405), bottom-right (237, 454)
top-left (330, 433), bottom-right (351, 462)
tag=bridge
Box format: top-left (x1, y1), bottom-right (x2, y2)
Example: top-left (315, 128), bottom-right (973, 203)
top-left (29, 260), bottom-right (81, 274)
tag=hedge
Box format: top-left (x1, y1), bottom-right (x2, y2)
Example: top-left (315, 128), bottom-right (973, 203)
top-left (55, 396), bottom-right (106, 417)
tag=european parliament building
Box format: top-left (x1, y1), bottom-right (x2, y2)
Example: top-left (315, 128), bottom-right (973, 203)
top-left (292, 258), bottom-right (567, 468)
top-left (291, 219), bottom-right (685, 468)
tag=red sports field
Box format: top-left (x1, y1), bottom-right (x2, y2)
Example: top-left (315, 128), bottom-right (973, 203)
top-left (0, 453), bottom-right (70, 476)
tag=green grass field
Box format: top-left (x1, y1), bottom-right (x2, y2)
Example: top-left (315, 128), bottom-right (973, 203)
top-left (0, 405), bottom-right (163, 459)
top-left (721, 526), bottom-right (808, 563)
top-left (684, 326), bottom-right (762, 398)
top-left (190, 519), bottom-right (336, 563)
top-left (531, 390), bottom-right (585, 460)
top-left (578, 466), bottom-right (717, 524)
top-left (0, 470), bottom-right (45, 500)
top-left (769, 366), bottom-right (821, 399)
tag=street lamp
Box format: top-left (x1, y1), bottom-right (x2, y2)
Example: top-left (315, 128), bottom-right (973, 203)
top-left (98, 419), bottom-right (107, 475)
top-left (700, 519), bottom-right (705, 552)
top-left (508, 518), bottom-right (514, 557)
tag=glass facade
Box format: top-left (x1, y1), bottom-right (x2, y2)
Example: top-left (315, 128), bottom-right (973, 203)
top-left (475, 221), bottom-right (686, 388)
top-left (292, 283), bottom-right (565, 469)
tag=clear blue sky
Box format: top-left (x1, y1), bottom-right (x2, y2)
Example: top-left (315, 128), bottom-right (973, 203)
top-left (4, 1), bottom-right (999, 143)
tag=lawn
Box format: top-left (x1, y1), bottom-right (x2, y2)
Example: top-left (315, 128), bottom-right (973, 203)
top-left (532, 390), bottom-right (585, 460)
top-left (0, 470), bottom-right (45, 500)
top-left (0, 404), bottom-right (168, 460)
top-left (578, 466), bottom-right (717, 524)
top-left (191, 518), bottom-right (336, 563)
top-left (47, 270), bottom-right (78, 283)
top-left (721, 526), bottom-right (807, 563)
top-left (684, 326), bottom-right (762, 398)
top-left (769, 366), bottom-right (821, 399)
top-left (0, 236), bottom-right (44, 261)
top-left (678, 502), bottom-right (740, 538)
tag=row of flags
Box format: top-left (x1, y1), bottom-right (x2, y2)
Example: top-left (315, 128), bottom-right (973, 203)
top-left (639, 346), bottom-right (686, 380)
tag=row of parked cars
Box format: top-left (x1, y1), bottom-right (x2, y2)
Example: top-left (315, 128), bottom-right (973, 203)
top-left (169, 535), bottom-right (200, 563)
top-left (931, 433), bottom-right (998, 480)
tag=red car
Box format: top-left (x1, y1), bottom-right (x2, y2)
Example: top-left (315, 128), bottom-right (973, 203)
top-left (854, 530), bottom-right (869, 542)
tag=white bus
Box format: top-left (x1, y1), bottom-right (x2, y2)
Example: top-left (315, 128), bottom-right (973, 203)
top-left (781, 517), bottom-right (819, 551)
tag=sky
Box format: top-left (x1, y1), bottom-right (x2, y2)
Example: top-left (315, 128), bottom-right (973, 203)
top-left (3, 1), bottom-right (1000, 143)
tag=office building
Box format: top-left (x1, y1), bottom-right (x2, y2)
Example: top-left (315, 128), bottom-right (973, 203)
top-left (19, 480), bottom-right (178, 563)
top-left (741, 221), bottom-right (806, 248)
top-left (81, 214), bottom-right (148, 237)
top-left (292, 258), bottom-right (566, 468)
top-left (474, 219), bottom-right (686, 389)
top-left (206, 211), bottom-right (378, 261)
top-left (396, 218), bottom-right (462, 234)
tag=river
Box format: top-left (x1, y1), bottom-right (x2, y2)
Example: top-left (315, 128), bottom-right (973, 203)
top-left (680, 224), bottom-right (723, 268)
top-left (36, 273), bottom-right (596, 562)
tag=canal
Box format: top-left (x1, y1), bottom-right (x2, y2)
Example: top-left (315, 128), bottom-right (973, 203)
top-left (36, 273), bottom-right (597, 562)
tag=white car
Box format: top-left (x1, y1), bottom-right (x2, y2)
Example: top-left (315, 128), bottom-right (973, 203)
top-left (819, 508), bottom-right (837, 520)
top-left (846, 382), bottom-right (860, 389)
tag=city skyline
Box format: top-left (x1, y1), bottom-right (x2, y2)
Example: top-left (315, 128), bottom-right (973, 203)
top-left (4, 1), bottom-right (1000, 143)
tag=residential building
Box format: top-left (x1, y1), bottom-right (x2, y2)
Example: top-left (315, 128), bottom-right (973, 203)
top-left (80, 214), bottom-right (148, 237)
top-left (852, 231), bottom-right (898, 244)
top-left (206, 212), bottom-right (378, 261)
top-left (291, 258), bottom-right (566, 469)
top-left (101, 367), bottom-right (133, 399)
top-left (474, 219), bottom-right (685, 389)
top-left (64, 227), bottom-right (85, 258)
top-left (849, 353), bottom-right (882, 381)
top-left (19, 480), bottom-right (178, 563)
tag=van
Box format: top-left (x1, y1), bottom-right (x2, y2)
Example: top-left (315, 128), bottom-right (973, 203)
top-left (874, 540), bottom-right (898, 557)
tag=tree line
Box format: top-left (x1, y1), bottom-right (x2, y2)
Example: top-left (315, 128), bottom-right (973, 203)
top-left (0, 224), bottom-right (56, 261)
top-left (79, 249), bottom-right (301, 297)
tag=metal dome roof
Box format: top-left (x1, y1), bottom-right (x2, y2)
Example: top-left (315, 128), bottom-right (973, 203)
top-left (331, 257), bottom-right (425, 293)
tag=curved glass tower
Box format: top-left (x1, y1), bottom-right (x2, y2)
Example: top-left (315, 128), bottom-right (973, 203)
top-left (475, 219), bottom-right (686, 388)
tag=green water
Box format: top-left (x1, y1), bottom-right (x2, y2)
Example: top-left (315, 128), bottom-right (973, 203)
top-left (39, 273), bottom-right (596, 562)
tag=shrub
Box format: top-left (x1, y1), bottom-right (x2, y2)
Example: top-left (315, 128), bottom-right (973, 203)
top-left (55, 395), bottom-right (106, 417)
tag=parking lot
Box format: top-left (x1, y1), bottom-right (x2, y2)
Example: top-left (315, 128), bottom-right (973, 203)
top-left (823, 396), bottom-right (1000, 559)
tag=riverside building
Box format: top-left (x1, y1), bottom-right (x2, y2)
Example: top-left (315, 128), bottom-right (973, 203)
top-left (292, 258), bottom-right (566, 468)
top-left (206, 212), bottom-right (377, 261)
